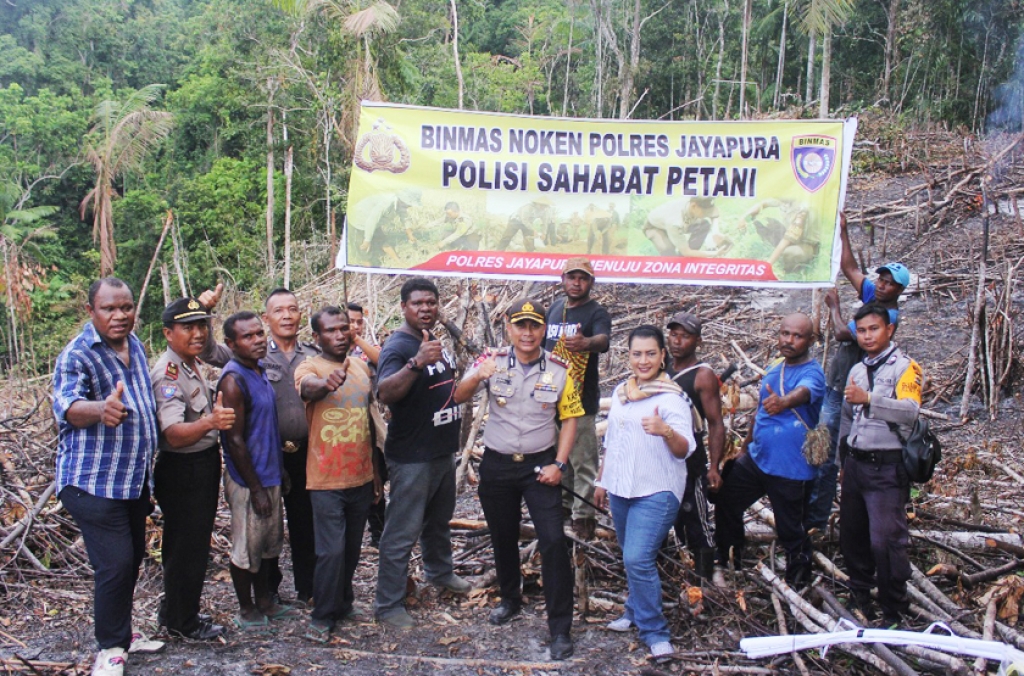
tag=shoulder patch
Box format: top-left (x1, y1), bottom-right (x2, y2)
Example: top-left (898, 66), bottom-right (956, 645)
top-left (161, 384), bottom-right (178, 398)
top-left (165, 362), bottom-right (179, 380)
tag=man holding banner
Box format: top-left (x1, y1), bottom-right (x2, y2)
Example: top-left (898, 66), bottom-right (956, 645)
top-left (544, 257), bottom-right (611, 540)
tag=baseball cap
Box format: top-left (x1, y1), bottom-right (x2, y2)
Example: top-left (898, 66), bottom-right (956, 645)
top-left (666, 311), bottom-right (702, 336)
top-left (876, 262), bottom-right (910, 287)
top-left (162, 297), bottom-right (212, 324)
top-left (507, 298), bottom-right (546, 324)
top-left (562, 256), bottom-right (595, 277)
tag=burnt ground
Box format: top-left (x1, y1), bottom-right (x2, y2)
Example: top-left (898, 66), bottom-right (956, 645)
top-left (5, 152), bottom-right (1024, 675)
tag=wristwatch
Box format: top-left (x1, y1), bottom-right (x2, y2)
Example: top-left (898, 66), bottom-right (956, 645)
top-left (662, 427), bottom-right (675, 440)
top-left (406, 357), bottom-right (422, 371)
top-left (553, 460), bottom-right (567, 472)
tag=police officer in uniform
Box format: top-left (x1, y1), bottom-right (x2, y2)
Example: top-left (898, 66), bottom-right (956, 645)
top-left (151, 297), bottom-right (233, 640)
top-left (454, 298), bottom-right (585, 661)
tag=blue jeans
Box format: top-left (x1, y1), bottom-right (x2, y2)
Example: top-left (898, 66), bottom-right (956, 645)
top-left (610, 491), bottom-right (680, 647)
top-left (310, 482), bottom-right (373, 626)
top-left (374, 456), bottom-right (457, 617)
top-left (806, 387), bottom-right (842, 530)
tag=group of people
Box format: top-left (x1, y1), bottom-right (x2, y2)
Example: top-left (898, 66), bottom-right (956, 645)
top-left (54, 212), bottom-right (922, 675)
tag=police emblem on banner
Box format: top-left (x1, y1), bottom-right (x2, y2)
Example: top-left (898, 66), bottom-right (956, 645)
top-left (354, 118), bottom-right (411, 174)
top-left (791, 135), bottom-right (836, 193)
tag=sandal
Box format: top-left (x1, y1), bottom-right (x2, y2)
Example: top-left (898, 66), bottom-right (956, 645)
top-left (303, 622), bottom-right (331, 644)
top-left (265, 605), bottom-right (299, 621)
top-left (232, 614), bottom-right (269, 631)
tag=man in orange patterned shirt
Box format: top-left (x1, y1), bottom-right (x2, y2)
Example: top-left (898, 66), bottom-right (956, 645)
top-left (295, 306), bottom-right (381, 642)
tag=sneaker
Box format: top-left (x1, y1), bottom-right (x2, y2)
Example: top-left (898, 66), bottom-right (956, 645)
top-left (92, 648), bottom-right (126, 676)
top-left (127, 630), bottom-right (165, 654)
top-left (377, 607), bottom-right (416, 629)
top-left (711, 566), bottom-right (728, 589)
top-left (606, 616), bottom-right (634, 632)
top-left (432, 573), bottom-right (473, 594)
top-left (651, 641), bottom-right (675, 662)
top-left (174, 619), bottom-right (225, 641)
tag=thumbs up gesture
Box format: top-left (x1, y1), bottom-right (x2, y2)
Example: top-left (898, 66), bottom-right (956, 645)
top-left (210, 391), bottom-right (236, 431)
top-left (762, 383), bottom-right (785, 415)
top-left (326, 360), bottom-right (349, 392)
top-left (641, 405), bottom-right (669, 437)
top-left (415, 329), bottom-right (443, 368)
top-left (476, 348), bottom-right (498, 381)
top-left (198, 282), bottom-right (224, 310)
top-left (563, 323), bottom-right (587, 352)
top-left (102, 381), bottom-right (129, 427)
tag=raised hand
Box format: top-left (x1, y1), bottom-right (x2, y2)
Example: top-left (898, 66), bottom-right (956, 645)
top-left (102, 381), bottom-right (128, 427)
top-left (326, 361), bottom-right (349, 391)
top-left (415, 329), bottom-right (443, 368)
top-left (476, 349), bottom-right (497, 381)
top-left (641, 405), bottom-right (667, 437)
top-left (562, 324), bottom-right (588, 352)
top-left (198, 282), bottom-right (224, 310)
top-left (763, 383), bottom-right (785, 415)
top-left (210, 391), bottom-right (235, 431)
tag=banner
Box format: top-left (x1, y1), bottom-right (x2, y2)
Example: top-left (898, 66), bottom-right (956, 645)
top-left (339, 102), bottom-right (857, 287)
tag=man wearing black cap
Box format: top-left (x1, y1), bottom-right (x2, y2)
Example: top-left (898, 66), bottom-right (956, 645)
top-left (665, 312), bottom-right (724, 580)
top-left (544, 257), bottom-right (611, 540)
top-left (151, 298), bottom-right (234, 640)
top-left (810, 212), bottom-right (910, 533)
top-left (455, 298), bottom-right (584, 660)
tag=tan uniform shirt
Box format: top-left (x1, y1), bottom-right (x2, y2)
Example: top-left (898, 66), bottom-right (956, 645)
top-left (466, 349), bottom-right (585, 455)
top-left (151, 349), bottom-right (218, 454)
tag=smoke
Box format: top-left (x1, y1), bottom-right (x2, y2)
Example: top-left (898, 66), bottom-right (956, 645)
top-left (988, 33), bottom-right (1024, 133)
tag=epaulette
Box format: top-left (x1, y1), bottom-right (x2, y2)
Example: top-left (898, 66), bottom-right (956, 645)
top-left (165, 362), bottom-right (179, 380)
top-left (548, 352), bottom-right (569, 369)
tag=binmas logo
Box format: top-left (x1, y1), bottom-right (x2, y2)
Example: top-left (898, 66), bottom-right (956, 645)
top-left (791, 135), bottom-right (836, 193)
top-left (354, 118), bottom-right (411, 174)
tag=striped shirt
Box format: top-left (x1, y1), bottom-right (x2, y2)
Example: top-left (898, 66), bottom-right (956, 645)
top-left (53, 322), bottom-right (159, 499)
top-left (598, 388), bottom-right (696, 502)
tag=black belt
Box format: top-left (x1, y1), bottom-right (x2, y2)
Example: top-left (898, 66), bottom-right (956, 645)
top-left (484, 446), bottom-right (555, 463)
top-left (850, 448), bottom-right (902, 464)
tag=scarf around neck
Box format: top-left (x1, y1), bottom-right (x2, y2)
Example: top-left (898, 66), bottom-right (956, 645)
top-left (618, 371), bottom-right (682, 404)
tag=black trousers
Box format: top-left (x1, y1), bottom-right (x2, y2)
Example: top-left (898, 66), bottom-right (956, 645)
top-left (840, 456), bottom-right (911, 617)
top-left (367, 447), bottom-right (388, 542)
top-left (673, 463), bottom-right (715, 552)
top-left (269, 441), bottom-right (316, 601)
top-left (310, 483), bottom-right (374, 625)
top-left (714, 452), bottom-right (812, 584)
top-left (60, 484), bottom-right (150, 650)
top-left (153, 445), bottom-right (221, 633)
top-left (477, 449), bottom-right (573, 637)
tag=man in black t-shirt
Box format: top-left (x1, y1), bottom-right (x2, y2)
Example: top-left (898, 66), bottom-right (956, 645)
top-left (544, 257), bottom-right (611, 539)
top-left (373, 278), bottom-right (472, 629)
top-left (666, 312), bottom-right (724, 581)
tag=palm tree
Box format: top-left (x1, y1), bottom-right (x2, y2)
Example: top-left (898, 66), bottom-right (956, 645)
top-left (797, 0), bottom-right (856, 117)
top-left (80, 85), bottom-right (173, 276)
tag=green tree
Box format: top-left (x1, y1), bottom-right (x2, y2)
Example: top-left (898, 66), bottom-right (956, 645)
top-left (79, 84), bottom-right (174, 276)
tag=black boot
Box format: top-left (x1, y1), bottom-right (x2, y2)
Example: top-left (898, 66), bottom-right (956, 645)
top-left (695, 547), bottom-right (717, 580)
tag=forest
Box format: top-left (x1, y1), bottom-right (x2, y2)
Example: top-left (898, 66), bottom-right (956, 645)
top-left (0, 0), bottom-right (1023, 369)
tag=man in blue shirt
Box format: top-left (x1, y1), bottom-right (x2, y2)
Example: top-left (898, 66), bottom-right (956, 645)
top-left (53, 278), bottom-right (162, 676)
top-left (809, 212), bottom-right (909, 532)
top-left (714, 313), bottom-right (826, 589)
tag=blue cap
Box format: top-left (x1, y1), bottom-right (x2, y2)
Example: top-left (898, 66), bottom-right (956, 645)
top-left (876, 262), bottom-right (910, 287)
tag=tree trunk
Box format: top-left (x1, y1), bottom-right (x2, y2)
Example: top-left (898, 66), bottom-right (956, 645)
top-left (818, 29), bottom-right (832, 118)
top-left (881, 0), bottom-right (899, 103)
top-left (774, 0), bottom-right (788, 110)
top-left (562, 5), bottom-right (574, 117)
top-left (265, 99), bottom-right (276, 279)
top-left (713, 0), bottom-right (728, 120)
top-left (450, 0), bottom-right (464, 110)
top-left (283, 110), bottom-right (293, 289)
top-left (739, 0), bottom-right (753, 117)
top-left (805, 31), bottom-right (816, 106)
top-left (618, 0), bottom-right (643, 119)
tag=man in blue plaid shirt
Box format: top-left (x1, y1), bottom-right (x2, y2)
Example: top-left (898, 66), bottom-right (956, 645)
top-left (53, 278), bottom-right (162, 676)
